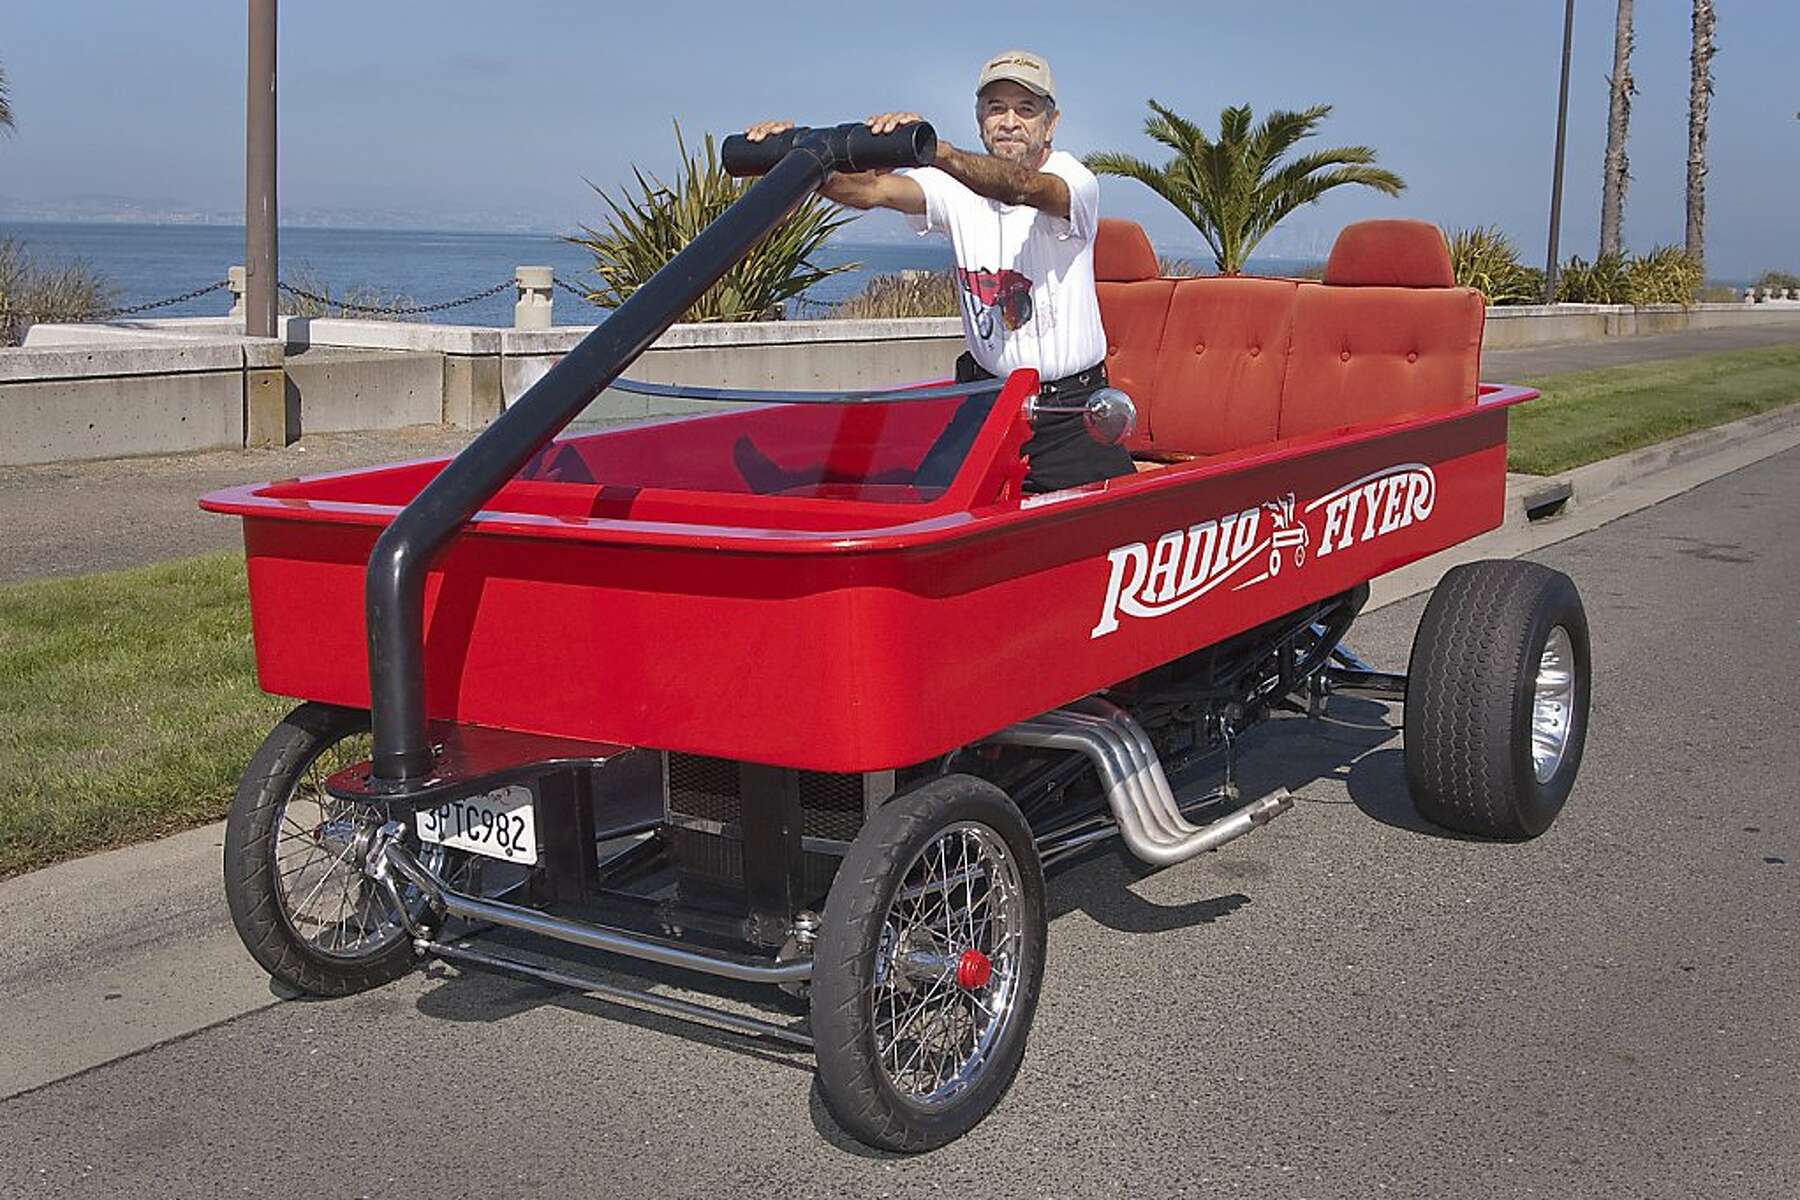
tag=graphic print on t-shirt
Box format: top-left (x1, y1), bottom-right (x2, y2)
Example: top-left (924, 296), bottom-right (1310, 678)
top-left (955, 266), bottom-right (1035, 342)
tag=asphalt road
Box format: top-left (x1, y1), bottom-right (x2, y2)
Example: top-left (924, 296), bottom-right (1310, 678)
top-left (2, 455), bottom-right (1794, 1197)
top-left (3, 324), bottom-right (1798, 584)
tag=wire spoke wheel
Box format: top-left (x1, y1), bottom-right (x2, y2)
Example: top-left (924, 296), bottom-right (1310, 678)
top-left (225, 703), bottom-right (471, 996)
top-left (269, 726), bottom-right (449, 961)
top-left (812, 774), bottom-right (1047, 1152)
top-left (871, 822), bottom-right (1024, 1105)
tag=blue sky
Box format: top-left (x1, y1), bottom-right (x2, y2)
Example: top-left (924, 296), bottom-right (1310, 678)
top-left (3, 1), bottom-right (1796, 275)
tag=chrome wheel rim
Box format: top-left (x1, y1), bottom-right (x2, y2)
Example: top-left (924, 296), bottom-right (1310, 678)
top-left (1532, 625), bottom-right (1577, 783)
top-left (870, 821), bottom-right (1025, 1107)
top-left (272, 730), bottom-right (447, 961)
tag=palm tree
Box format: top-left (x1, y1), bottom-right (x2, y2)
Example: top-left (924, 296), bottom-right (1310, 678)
top-left (1599, 0), bottom-right (1635, 258)
top-left (0, 62), bottom-right (15, 133)
top-left (1686, 0), bottom-right (1717, 272)
top-left (1086, 101), bottom-right (1404, 274)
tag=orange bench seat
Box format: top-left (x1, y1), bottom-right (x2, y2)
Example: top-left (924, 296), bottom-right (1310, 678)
top-left (1093, 218), bottom-right (1485, 465)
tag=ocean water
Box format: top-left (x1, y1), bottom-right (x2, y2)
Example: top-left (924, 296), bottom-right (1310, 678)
top-left (0, 220), bottom-right (1309, 327)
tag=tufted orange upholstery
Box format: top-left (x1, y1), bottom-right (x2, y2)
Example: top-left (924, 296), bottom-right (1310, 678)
top-left (1091, 219), bottom-right (1483, 464)
top-left (1280, 284), bottom-right (1484, 439)
top-left (1149, 277), bottom-right (1298, 454)
top-left (1094, 218), bottom-right (1159, 282)
top-left (1323, 219), bottom-right (1455, 288)
top-left (1094, 220), bottom-right (1173, 451)
top-left (1097, 280), bottom-right (1174, 451)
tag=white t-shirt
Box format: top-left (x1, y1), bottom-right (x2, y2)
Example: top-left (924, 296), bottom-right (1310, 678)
top-left (899, 150), bottom-right (1106, 382)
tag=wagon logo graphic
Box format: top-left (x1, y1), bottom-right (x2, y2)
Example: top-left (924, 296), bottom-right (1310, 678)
top-left (1089, 463), bottom-right (1437, 638)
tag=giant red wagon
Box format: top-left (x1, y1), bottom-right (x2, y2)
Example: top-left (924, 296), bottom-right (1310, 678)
top-left (206, 121), bottom-right (1591, 1152)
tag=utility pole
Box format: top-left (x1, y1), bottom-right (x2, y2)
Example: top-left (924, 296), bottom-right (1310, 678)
top-left (246, 0), bottom-right (278, 338)
top-left (1545, 0), bottom-right (1576, 300)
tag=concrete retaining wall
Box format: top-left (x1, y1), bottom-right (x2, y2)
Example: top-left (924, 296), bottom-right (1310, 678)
top-left (1482, 301), bottom-right (1800, 348)
top-left (7, 302), bottom-right (1800, 465)
top-left (0, 339), bottom-right (277, 466)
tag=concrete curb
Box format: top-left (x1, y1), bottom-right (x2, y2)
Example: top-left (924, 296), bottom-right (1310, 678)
top-left (3, 399), bottom-right (1798, 1100)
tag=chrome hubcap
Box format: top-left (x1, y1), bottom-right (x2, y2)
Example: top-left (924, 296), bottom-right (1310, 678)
top-left (871, 822), bottom-right (1024, 1106)
top-left (1531, 625), bottom-right (1577, 783)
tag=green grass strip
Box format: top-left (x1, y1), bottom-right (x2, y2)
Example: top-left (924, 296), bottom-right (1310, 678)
top-left (1509, 342), bottom-right (1800, 476)
top-left (0, 553), bottom-right (287, 878)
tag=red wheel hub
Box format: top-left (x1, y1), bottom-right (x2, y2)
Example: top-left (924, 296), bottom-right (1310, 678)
top-left (955, 948), bottom-right (993, 990)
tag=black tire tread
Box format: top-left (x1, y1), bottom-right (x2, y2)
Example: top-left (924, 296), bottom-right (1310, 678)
top-left (1404, 559), bottom-right (1589, 839)
top-left (222, 702), bottom-right (417, 997)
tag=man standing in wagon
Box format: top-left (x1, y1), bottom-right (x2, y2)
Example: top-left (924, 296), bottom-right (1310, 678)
top-left (747, 50), bottom-right (1134, 493)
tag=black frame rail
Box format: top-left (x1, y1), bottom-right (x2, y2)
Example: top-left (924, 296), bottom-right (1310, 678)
top-left (363, 122), bottom-right (938, 787)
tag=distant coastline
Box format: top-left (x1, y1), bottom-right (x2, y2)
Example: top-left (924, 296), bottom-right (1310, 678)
top-left (0, 218), bottom-right (1318, 328)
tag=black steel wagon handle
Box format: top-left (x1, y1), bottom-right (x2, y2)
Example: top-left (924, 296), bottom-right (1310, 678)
top-left (721, 121), bottom-right (937, 178)
top-left (364, 130), bottom-right (885, 787)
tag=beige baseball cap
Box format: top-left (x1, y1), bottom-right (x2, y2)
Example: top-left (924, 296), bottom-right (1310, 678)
top-left (976, 50), bottom-right (1057, 103)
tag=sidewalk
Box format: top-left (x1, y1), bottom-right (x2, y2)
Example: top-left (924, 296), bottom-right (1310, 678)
top-left (2, 324), bottom-right (1798, 585)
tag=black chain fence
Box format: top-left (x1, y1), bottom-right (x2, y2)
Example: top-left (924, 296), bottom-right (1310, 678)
top-left (0, 279), bottom-right (231, 326)
top-left (1, 271), bottom-right (864, 332)
top-left (276, 277), bottom-right (512, 317)
top-left (554, 277), bottom-right (603, 306)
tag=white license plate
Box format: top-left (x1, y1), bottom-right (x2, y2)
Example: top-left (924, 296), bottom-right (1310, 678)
top-left (416, 785), bottom-right (539, 865)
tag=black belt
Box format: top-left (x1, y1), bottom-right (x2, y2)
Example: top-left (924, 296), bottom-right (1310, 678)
top-left (1036, 363), bottom-right (1107, 398)
top-left (953, 352), bottom-right (1106, 398)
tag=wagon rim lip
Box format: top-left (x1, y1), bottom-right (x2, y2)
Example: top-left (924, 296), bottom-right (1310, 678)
top-left (870, 820), bottom-right (1026, 1108)
top-left (1532, 624), bottom-right (1577, 783)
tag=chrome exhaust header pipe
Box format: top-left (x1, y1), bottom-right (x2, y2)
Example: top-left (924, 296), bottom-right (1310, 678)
top-left (987, 701), bottom-right (1293, 867)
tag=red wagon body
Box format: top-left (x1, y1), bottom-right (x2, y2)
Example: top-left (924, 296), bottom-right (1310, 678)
top-left (201, 377), bottom-right (1528, 772)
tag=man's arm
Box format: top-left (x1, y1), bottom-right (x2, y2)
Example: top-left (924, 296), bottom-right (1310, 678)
top-left (821, 171), bottom-right (925, 214)
top-left (931, 142), bottom-right (1071, 219)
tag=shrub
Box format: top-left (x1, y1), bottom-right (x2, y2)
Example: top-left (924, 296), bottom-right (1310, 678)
top-left (567, 122), bottom-right (857, 322)
top-left (1555, 247), bottom-right (1702, 307)
top-left (1555, 253), bottom-right (1631, 304)
top-left (1156, 254), bottom-right (1202, 278)
top-left (1625, 245), bottom-right (1702, 306)
top-left (278, 263), bottom-right (413, 321)
top-left (0, 237), bottom-right (118, 346)
top-left (1446, 226), bottom-right (1543, 305)
top-left (1752, 270), bottom-right (1800, 295)
top-left (828, 270), bottom-right (959, 320)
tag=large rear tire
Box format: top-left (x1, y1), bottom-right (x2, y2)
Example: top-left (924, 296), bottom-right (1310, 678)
top-left (810, 774), bottom-right (1047, 1152)
top-left (1404, 560), bottom-right (1591, 839)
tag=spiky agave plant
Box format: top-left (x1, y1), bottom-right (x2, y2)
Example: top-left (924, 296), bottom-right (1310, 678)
top-left (1447, 226), bottom-right (1545, 305)
top-left (1555, 254), bottom-right (1632, 305)
top-left (1626, 245), bottom-right (1702, 306)
top-left (1086, 101), bottom-right (1404, 274)
top-left (567, 122), bottom-right (858, 322)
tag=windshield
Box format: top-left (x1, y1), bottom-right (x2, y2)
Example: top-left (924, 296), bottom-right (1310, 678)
top-left (516, 377), bottom-right (1008, 504)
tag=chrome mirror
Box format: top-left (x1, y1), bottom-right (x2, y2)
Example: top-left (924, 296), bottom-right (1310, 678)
top-left (1081, 388), bottom-right (1137, 446)
top-left (1023, 387), bottom-right (1138, 446)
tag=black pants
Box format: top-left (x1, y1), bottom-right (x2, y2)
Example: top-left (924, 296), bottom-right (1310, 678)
top-left (915, 353), bottom-right (1136, 494)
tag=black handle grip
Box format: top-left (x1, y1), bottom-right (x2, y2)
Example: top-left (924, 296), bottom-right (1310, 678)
top-left (722, 121), bottom-right (938, 178)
